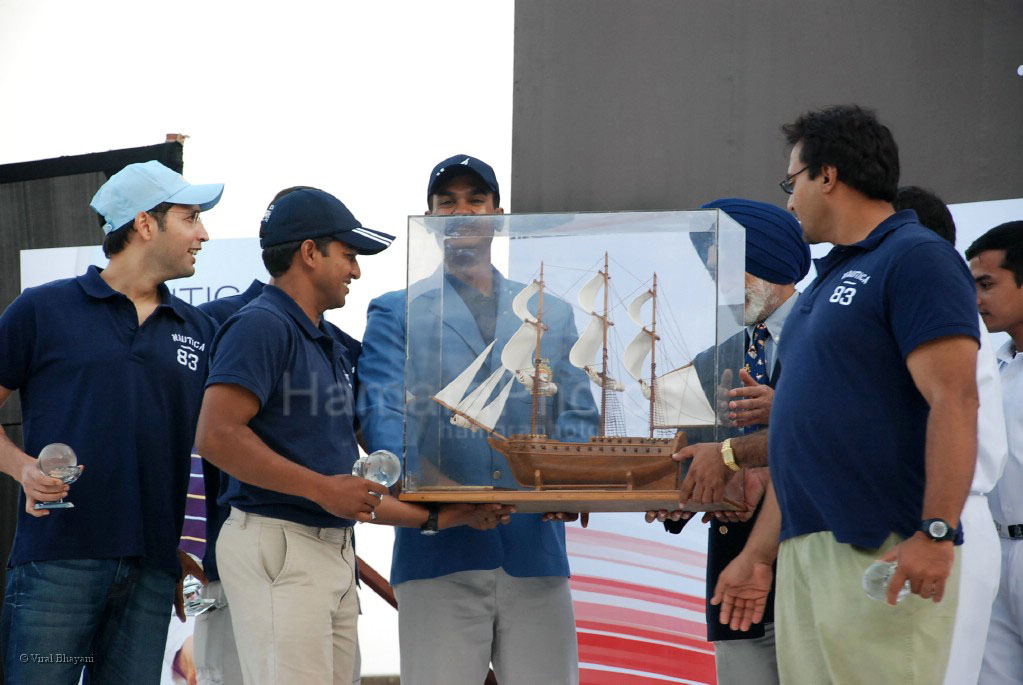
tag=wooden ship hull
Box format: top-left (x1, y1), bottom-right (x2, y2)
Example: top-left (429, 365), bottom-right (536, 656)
top-left (488, 430), bottom-right (687, 491)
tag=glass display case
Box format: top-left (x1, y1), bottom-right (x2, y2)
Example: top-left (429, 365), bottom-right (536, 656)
top-left (397, 210), bottom-right (745, 512)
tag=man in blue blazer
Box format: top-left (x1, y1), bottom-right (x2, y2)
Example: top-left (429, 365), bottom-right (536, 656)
top-left (356, 155), bottom-right (598, 685)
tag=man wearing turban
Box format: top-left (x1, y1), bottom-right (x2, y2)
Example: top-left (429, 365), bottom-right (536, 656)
top-left (652, 197), bottom-right (810, 685)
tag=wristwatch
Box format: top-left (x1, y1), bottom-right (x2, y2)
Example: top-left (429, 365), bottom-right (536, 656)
top-left (721, 439), bottom-right (740, 472)
top-left (420, 505), bottom-right (440, 536)
top-left (920, 518), bottom-right (955, 542)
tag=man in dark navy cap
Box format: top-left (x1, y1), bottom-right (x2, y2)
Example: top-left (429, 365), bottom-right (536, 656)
top-left (649, 197), bottom-right (809, 685)
top-left (195, 189), bottom-right (394, 684)
top-left (357, 155), bottom-right (598, 684)
top-left (0, 161), bottom-right (223, 682)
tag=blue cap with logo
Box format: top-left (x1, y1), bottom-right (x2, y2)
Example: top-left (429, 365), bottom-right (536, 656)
top-left (427, 154), bottom-right (500, 207)
top-left (259, 188), bottom-right (394, 254)
top-left (702, 197), bottom-right (811, 285)
top-left (91, 160), bottom-right (224, 235)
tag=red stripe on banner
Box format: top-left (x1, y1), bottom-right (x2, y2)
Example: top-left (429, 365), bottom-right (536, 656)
top-left (567, 527), bottom-right (708, 566)
top-left (579, 632), bottom-right (717, 683)
top-left (573, 601), bottom-right (707, 638)
top-left (571, 575), bottom-right (706, 613)
top-left (569, 550), bottom-right (705, 583)
top-left (576, 620), bottom-right (711, 652)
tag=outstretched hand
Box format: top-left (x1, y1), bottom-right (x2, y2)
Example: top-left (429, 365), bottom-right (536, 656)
top-left (710, 552), bottom-right (773, 632)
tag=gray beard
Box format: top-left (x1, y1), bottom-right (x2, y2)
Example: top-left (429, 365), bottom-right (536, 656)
top-left (745, 278), bottom-right (777, 326)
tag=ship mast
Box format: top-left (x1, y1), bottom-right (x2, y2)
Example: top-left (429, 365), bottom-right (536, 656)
top-left (600, 253), bottom-right (610, 436)
top-left (530, 263), bottom-right (545, 435)
top-left (649, 274), bottom-right (658, 438)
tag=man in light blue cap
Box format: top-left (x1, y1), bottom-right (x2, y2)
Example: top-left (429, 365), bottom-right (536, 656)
top-left (0, 161), bottom-right (224, 683)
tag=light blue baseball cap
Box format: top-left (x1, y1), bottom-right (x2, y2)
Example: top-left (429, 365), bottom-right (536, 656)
top-left (90, 160), bottom-right (224, 234)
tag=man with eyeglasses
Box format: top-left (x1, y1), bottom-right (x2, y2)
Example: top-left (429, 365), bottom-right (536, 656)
top-left (711, 105), bottom-right (979, 683)
top-left (0, 160), bottom-right (224, 682)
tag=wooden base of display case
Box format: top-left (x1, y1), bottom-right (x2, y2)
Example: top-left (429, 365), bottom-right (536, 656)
top-left (399, 488), bottom-right (742, 514)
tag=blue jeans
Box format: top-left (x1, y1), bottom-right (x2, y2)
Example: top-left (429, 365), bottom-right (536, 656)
top-left (1, 557), bottom-right (178, 684)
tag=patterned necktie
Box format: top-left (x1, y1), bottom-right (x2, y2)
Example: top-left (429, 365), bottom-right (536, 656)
top-left (742, 323), bottom-right (770, 434)
top-left (744, 323), bottom-right (770, 385)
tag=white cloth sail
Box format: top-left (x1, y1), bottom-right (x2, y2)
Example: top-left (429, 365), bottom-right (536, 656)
top-left (454, 366), bottom-right (505, 418)
top-left (569, 272), bottom-right (625, 391)
top-left (625, 285), bottom-right (713, 425)
top-left (644, 366), bottom-right (716, 426)
top-left (433, 340), bottom-right (496, 408)
top-left (624, 327), bottom-right (654, 382)
top-left (475, 376), bottom-right (517, 430)
top-left (434, 280), bottom-right (548, 433)
top-left (569, 315), bottom-right (603, 370)
top-left (501, 322), bottom-right (537, 376)
top-left (624, 288), bottom-right (655, 381)
top-left (578, 272), bottom-right (604, 312)
top-left (628, 289), bottom-right (653, 327)
top-left (512, 280), bottom-right (540, 323)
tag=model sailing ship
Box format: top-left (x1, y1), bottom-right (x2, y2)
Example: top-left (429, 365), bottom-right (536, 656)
top-left (431, 254), bottom-right (717, 492)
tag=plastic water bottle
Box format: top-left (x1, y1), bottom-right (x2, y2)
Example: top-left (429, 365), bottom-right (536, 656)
top-left (862, 560), bottom-right (910, 604)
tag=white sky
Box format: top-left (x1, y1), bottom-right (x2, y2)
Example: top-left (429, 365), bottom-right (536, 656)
top-left (0, 0), bottom-right (514, 675)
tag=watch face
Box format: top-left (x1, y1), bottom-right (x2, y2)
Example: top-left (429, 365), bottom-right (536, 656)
top-left (928, 520), bottom-right (949, 539)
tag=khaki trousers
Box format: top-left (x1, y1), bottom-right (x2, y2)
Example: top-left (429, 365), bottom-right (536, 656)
top-left (775, 531), bottom-right (959, 684)
top-left (217, 508), bottom-right (358, 685)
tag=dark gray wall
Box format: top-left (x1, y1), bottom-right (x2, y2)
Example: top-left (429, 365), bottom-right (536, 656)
top-left (512, 0), bottom-right (1023, 212)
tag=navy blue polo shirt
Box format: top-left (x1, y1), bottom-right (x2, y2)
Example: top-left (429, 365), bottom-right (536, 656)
top-left (769, 211), bottom-right (979, 549)
top-left (207, 285), bottom-right (360, 528)
top-left (196, 279), bottom-right (266, 581)
top-left (0, 266), bottom-right (216, 574)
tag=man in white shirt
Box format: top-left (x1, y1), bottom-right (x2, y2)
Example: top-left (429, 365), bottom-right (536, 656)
top-left (894, 186), bottom-right (1008, 685)
top-left (965, 220), bottom-right (1023, 684)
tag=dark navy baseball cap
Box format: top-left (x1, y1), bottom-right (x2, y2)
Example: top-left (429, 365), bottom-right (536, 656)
top-left (259, 188), bottom-right (394, 254)
top-left (427, 154), bottom-right (500, 207)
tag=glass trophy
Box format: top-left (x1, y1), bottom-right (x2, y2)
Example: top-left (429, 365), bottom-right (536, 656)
top-left (33, 443), bottom-right (82, 510)
top-left (352, 449), bottom-right (402, 488)
top-left (182, 553), bottom-right (215, 617)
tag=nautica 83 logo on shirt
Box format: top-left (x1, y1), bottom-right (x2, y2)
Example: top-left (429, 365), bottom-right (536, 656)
top-left (829, 269), bottom-right (871, 306)
top-left (172, 333), bottom-right (206, 371)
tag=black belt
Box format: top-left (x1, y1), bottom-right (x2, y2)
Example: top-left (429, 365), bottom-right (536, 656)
top-left (995, 522), bottom-right (1023, 539)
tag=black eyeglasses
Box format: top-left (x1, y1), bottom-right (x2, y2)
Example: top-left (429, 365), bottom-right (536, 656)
top-left (779, 166), bottom-right (808, 194)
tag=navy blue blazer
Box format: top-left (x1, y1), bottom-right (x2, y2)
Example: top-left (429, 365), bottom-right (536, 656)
top-left (665, 329), bottom-right (780, 641)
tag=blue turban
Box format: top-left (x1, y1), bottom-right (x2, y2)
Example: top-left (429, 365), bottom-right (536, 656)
top-left (702, 198), bottom-right (811, 284)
